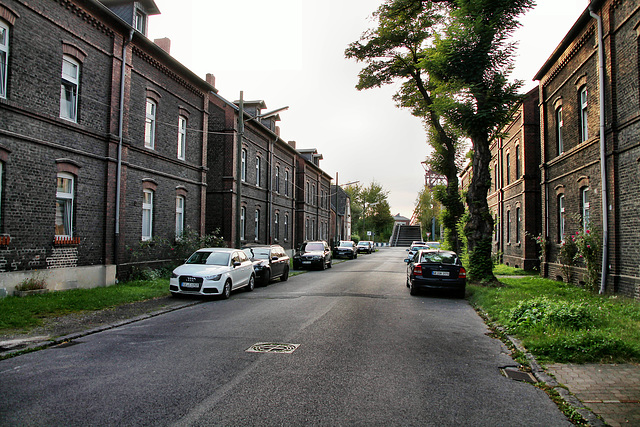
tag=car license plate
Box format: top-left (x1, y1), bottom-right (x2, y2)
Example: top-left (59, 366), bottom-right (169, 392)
top-left (181, 282), bottom-right (199, 288)
top-left (432, 271), bottom-right (449, 277)
top-left (302, 261), bottom-right (312, 264)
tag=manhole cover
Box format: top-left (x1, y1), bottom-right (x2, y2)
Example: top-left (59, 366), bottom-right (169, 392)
top-left (501, 367), bottom-right (537, 383)
top-left (246, 342), bottom-right (300, 354)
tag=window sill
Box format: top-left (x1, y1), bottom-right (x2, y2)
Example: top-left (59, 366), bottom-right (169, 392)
top-left (54, 236), bottom-right (80, 246)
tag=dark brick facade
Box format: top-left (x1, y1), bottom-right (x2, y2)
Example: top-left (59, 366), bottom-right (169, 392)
top-left (535, 0), bottom-right (640, 299)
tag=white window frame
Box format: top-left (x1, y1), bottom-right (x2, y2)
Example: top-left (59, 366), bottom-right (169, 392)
top-left (55, 172), bottom-right (74, 237)
top-left (240, 206), bottom-right (246, 240)
top-left (60, 56), bottom-right (80, 122)
top-left (177, 115), bottom-right (187, 160)
top-left (241, 149), bottom-right (247, 182)
top-left (133, 8), bottom-right (147, 34)
top-left (274, 212), bottom-right (280, 241)
top-left (515, 145), bottom-right (521, 179)
top-left (284, 213), bottom-right (289, 241)
top-left (582, 187), bottom-right (590, 232)
top-left (275, 166), bottom-right (280, 193)
top-left (284, 170), bottom-right (289, 196)
top-left (254, 209), bottom-right (260, 241)
top-left (580, 87), bottom-right (588, 142)
top-left (0, 20), bottom-right (8, 99)
top-left (145, 99), bottom-right (156, 149)
top-left (516, 207), bottom-right (521, 243)
top-left (556, 106), bottom-right (564, 154)
top-left (506, 210), bottom-right (511, 243)
top-left (175, 195), bottom-right (185, 239)
top-left (505, 152), bottom-right (511, 185)
top-left (256, 156), bottom-right (261, 187)
top-left (142, 189), bottom-right (153, 241)
top-left (559, 195), bottom-right (565, 242)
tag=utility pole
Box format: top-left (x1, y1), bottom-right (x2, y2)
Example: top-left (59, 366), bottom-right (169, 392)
top-left (235, 91), bottom-right (244, 249)
top-left (335, 172), bottom-right (339, 246)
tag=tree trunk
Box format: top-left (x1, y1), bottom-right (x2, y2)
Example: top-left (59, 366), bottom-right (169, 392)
top-left (465, 131), bottom-right (497, 283)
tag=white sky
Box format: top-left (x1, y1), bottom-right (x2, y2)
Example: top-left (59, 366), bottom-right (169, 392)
top-left (148, 0), bottom-right (588, 219)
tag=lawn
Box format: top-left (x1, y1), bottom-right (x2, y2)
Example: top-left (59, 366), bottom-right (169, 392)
top-left (470, 268), bottom-right (640, 364)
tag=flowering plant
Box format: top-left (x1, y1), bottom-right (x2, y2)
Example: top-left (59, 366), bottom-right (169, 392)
top-left (573, 228), bottom-right (602, 292)
top-left (558, 236), bottom-right (578, 283)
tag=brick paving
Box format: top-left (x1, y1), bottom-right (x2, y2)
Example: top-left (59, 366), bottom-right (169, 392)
top-left (546, 364), bottom-right (640, 426)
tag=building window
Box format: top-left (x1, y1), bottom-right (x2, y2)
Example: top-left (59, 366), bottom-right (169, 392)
top-left (177, 115), bottom-right (187, 160)
top-left (0, 20), bottom-right (8, 99)
top-left (494, 214), bottom-right (499, 242)
top-left (241, 149), bottom-right (247, 182)
top-left (306, 181), bottom-right (310, 204)
top-left (494, 162), bottom-right (498, 192)
top-left (144, 99), bottom-right (156, 149)
top-left (312, 184), bottom-right (316, 205)
top-left (175, 196), bottom-right (185, 239)
top-left (580, 87), bottom-right (588, 142)
top-left (505, 153), bottom-right (511, 185)
top-left (275, 166), bottom-right (280, 193)
top-left (284, 213), bottom-right (289, 241)
top-left (516, 207), bottom-right (521, 243)
top-left (556, 106), bottom-right (564, 155)
top-left (142, 189), bottom-right (154, 241)
top-left (274, 212), bottom-right (280, 241)
top-left (56, 172), bottom-right (74, 237)
top-left (506, 210), bottom-right (511, 243)
top-left (60, 56), bottom-right (80, 122)
top-left (515, 145), bottom-right (521, 179)
top-left (312, 219), bottom-right (316, 240)
top-left (133, 8), bottom-right (147, 34)
top-left (582, 187), bottom-right (590, 232)
top-left (254, 209), bottom-right (260, 240)
top-left (558, 194), bottom-right (565, 242)
top-left (240, 207), bottom-right (246, 240)
top-left (256, 157), bottom-right (261, 187)
top-left (284, 170), bottom-right (289, 196)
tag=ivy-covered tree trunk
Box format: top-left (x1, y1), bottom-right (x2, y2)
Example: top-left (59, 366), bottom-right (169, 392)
top-left (465, 129), bottom-right (497, 283)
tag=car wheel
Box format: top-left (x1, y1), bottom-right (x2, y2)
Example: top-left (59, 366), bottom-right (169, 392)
top-left (281, 266), bottom-right (289, 281)
top-left (409, 282), bottom-right (418, 296)
top-left (170, 292), bottom-right (181, 298)
top-left (327, 259), bottom-right (332, 268)
top-left (246, 275), bottom-right (255, 292)
top-left (221, 280), bottom-right (231, 299)
top-left (263, 270), bottom-right (271, 286)
top-left (406, 275), bottom-right (411, 288)
top-left (321, 259), bottom-right (327, 270)
top-left (354, 253), bottom-right (358, 259)
top-left (455, 288), bottom-right (466, 299)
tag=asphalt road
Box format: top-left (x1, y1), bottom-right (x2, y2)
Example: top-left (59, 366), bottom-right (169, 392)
top-left (0, 247), bottom-right (570, 426)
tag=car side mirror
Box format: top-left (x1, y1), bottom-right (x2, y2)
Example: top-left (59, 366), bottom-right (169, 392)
top-left (272, 256), bottom-right (278, 261)
top-left (406, 248), bottom-right (410, 251)
top-left (233, 261), bottom-right (241, 268)
top-left (404, 258), bottom-right (411, 263)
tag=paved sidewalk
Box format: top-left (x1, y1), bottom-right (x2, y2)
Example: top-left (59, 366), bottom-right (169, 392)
top-left (546, 363), bottom-right (640, 427)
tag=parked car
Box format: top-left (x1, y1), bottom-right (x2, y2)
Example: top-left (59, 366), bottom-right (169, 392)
top-left (425, 241), bottom-right (441, 249)
top-left (410, 241), bottom-right (427, 247)
top-left (334, 240), bottom-right (358, 259)
top-left (293, 241), bottom-right (332, 270)
top-left (357, 240), bottom-right (373, 254)
top-left (406, 244), bottom-right (429, 260)
top-left (242, 244), bottom-right (290, 286)
top-left (170, 248), bottom-right (255, 299)
top-left (404, 249), bottom-right (466, 298)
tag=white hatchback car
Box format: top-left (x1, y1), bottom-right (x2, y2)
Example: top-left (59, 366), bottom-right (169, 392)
top-left (170, 248), bottom-right (255, 299)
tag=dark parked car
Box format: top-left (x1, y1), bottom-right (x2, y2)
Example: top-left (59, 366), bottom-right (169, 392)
top-left (404, 249), bottom-right (466, 298)
top-left (334, 240), bottom-right (358, 259)
top-left (356, 240), bottom-right (373, 254)
top-left (293, 241), bottom-right (332, 270)
top-left (242, 244), bottom-right (290, 286)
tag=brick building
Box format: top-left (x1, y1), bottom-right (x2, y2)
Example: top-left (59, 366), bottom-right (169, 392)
top-left (0, 0), bottom-right (335, 294)
top-left (489, 87), bottom-right (541, 270)
top-left (295, 148), bottom-right (333, 246)
top-left (534, 0), bottom-right (640, 298)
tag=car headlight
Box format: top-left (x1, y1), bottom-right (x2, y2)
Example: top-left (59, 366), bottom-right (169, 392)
top-left (204, 274), bottom-right (222, 281)
top-left (171, 272), bottom-right (178, 278)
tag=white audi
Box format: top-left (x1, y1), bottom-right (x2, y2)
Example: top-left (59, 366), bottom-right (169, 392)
top-left (170, 248), bottom-right (255, 299)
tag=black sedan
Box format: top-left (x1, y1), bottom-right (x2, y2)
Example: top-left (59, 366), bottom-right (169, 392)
top-left (405, 249), bottom-right (466, 298)
top-left (242, 244), bottom-right (290, 286)
top-left (292, 241), bottom-right (332, 270)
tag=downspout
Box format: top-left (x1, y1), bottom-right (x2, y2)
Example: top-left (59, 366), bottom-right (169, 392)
top-left (589, 6), bottom-right (608, 294)
top-left (115, 29), bottom-right (134, 268)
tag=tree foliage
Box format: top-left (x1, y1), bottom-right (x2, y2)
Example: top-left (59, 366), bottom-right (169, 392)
top-left (344, 181), bottom-right (395, 241)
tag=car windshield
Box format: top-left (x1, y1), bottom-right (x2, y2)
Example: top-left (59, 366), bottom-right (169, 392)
top-left (357, 242), bottom-right (368, 246)
top-left (243, 248), bottom-right (271, 259)
top-left (339, 241), bottom-right (353, 247)
top-left (426, 242), bottom-right (441, 248)
top-left (186, 251), bottom-right (230, 266)
top-left (302, 242), bottom-right (324, 251)
top-left (420, 252), bottom-right (457, 265)
top-left (410, 245), bottom-right (428, 252)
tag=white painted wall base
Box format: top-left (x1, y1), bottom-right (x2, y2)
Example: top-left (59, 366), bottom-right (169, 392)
top-left (0, 265), bottom-right (117, 296)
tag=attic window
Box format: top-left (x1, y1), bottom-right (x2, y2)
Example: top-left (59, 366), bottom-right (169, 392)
top-left (134, 8), bottom-right (147, 34)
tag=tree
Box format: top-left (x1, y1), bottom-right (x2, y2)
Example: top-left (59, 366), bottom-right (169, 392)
top-left (414, 186), bottom-right (442, 240)
top-left (345, 0), bottom-right (465, 254)
top-left (344, 181), bottom-right (395, 242)
top-left (422, 0), bottom-right (534, 282)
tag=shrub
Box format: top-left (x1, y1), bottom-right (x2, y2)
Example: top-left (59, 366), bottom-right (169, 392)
top-left (15, 273), bottom-right (48, 291)
top-left (508, 297), bottom-right (595, 330)
top-left (527, 331), bottom-right (639, 364)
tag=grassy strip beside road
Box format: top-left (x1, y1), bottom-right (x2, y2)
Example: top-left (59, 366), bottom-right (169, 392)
top-left (470, 267), bottom-right (640, 364)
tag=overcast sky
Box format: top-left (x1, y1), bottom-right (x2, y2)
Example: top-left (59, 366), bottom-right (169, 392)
top-left (148, 0), bottom-right (588, 219)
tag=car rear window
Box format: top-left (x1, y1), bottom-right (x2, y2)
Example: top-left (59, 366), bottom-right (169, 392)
top-left (187, 251), bottom-right (230, 266)
top-left (303, 242), bottom-right (324, 251)
top-left (244, 248), bottom-right (271, 259)
top-left (340, 241), bottom-right (353, 247)
top-left (420, 252), bottom-right (457, 264)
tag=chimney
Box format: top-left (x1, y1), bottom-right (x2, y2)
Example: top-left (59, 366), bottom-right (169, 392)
top-left (206, 73), bottom-right (216, 89)
top-left (154, 37), bottom-right (171, 54)
top-left (288, 141), bottom-right (296, 149)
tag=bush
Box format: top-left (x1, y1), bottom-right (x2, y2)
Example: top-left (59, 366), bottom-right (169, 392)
top-left (508, 297), bottom-right (595, 330)
top-left (527, 331), bottom-right (639, 364)
top-left (15, 273), bottom-right (48, 291)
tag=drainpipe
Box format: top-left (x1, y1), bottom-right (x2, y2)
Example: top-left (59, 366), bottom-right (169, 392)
top-left (589, 5), bottom-right (608, 294)
top-left (115, 29), bottom-right (134, 268)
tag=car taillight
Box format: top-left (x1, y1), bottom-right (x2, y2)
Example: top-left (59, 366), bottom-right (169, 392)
top-left (414, 264), bottom-right (422, 275)
top-left (458, 267), bottom-right (467, 279)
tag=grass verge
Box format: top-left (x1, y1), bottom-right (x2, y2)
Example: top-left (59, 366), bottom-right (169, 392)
top-left (470, 273), bottom-right (640, 364)
top-left (0, 279), bottom-right (170, 332)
